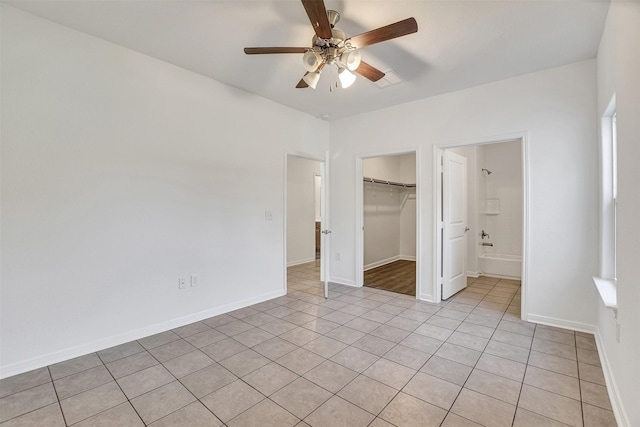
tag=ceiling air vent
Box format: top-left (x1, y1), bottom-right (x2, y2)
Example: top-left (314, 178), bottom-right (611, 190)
top-left (374, 70), bottom-right (403, 88)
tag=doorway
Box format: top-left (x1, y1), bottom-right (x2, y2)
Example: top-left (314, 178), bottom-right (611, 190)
top-left (285, 155), bottom-right (328, 298)
top-left (360, 152), bottom-right (418, 296)
top-left (436, 138), bottom-right (527, 314)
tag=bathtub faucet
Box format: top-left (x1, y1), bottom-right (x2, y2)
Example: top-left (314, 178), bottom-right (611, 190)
top-left (482, 242), bottom-right (494, 246)
top-left (481, 230), bottom-right (490, 239)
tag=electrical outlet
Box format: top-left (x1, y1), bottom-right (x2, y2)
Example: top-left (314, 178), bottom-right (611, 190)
top-left (178, 278), bottom-right (186, 289)
top-left (336, 252), bottom-right (341, 261)
top-left (190, 275), bottom-right (198, 287)
top-left (264, 210), bottom-right (273, 220)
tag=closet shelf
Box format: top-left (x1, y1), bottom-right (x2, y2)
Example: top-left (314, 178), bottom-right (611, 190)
top-left (363, 177), bottom-right (416, 188)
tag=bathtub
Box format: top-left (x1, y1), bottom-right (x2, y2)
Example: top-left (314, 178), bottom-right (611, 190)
top-left (478, 253), bottom-right (522, 279)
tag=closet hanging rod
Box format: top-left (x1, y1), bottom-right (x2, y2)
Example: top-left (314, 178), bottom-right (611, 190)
top-left (363, 177), bottom-right (416, 188)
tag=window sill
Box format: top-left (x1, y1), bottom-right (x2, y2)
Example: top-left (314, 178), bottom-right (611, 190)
top-left (593, 276), bottom-right (618, 317)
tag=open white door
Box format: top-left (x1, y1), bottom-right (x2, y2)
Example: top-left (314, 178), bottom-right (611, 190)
top-left (442, 150), bottom-right (468, 299)
top-left (321, 151), bottom-right (330, 298)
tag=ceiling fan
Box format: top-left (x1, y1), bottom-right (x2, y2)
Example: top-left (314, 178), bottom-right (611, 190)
top-left (244, 0), bottom-right (418, 90)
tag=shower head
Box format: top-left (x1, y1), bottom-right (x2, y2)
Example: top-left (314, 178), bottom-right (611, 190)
top-left (482, 168), bottom-right (492, 175)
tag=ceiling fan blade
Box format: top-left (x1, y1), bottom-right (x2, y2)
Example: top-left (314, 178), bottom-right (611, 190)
top-left (349, 17), bottom-right (418, 48)
top-left (296, 73), bottom-right (309, 88)
top-left (355, 61), bottom-right (385, 82)
top-left (244, 47), bottom-right (308, 55)
top-left (301, 0), bottom-right (333, 39)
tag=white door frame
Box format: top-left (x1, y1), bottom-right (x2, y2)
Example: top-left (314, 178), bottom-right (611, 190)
top-left (284, 151), bottom-right (330, 296)
top-left (434, 133), bottom-right (530, 320)
top-left (355, 148), bottom-right (421, 297)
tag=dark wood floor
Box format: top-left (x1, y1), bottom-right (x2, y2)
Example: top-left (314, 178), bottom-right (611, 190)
top-left (364, 260), bottom-right (416, 296)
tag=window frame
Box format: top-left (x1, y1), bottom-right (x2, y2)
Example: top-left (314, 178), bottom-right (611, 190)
top-left (593, 96), bottom-right (618, 313)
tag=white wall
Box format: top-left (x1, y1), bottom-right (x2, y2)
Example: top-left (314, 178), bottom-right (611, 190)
top-left (0, 6), bottom-right (328, 376)
top-left (595, 1), bottom-right (640, 425)
top-left (330, 60), bottom-right (599, 329)
top-left (478, 141), bottom-right (523, 256)
top-left (363, 183), bottom-right (402, 267)
top-left (287, 156), bottom-right (321, 266)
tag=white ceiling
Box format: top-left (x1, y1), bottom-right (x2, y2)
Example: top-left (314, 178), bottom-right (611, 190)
top-left (7, 0), bottom-right (609, 120)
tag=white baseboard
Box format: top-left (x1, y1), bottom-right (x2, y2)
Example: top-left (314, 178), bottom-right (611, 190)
top-left (329, 276), bottom-right (357, 287)
top-left (593, 328), bottom-right (630, 427)
top-left (0, 289), bottom-right (285, 379)
top-left (525, 313), bottom-right (597, 334)
top-left (478, 273), bottom-right (522, 280)
top-left (466, 271), bottom-right (480, 278)
top-left (364, 255), bottom-right (416, 271)
top-left (525, 314), bottom-right (629, 426)
top-left (418, 293), bottom-right (435, 303)
top-left (364, 256), bottom-right (400, 271)
top-left (330, 281), bottom-right (359, 289)
top-left (287, 257), bottom-right (316, 267)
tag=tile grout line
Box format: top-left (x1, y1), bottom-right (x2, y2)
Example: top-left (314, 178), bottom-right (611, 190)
top-left (445, 277), bottom-right (513, 426)
top-left (99, 350), bottom-right (147, 427)
top-left (49, 365), bottom-right (69, 427)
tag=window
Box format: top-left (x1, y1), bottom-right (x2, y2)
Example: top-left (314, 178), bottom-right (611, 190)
top-left (593, 97), bottom-right (618, 313)
top-left (611, 113), bottom-right (617, 280)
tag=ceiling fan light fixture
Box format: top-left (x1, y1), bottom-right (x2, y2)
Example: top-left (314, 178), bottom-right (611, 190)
top-left (341, 49), bottom-right (361, 71)
top-left (338, 68), bottom-right (356, 88)
top-left (302, 50), bottom-right (323, 72)
top-left (303, 70), bottom-right (321, 89)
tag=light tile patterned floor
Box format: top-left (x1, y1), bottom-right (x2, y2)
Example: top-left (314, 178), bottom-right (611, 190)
top-left (0, 261), bottom-right (617, 426)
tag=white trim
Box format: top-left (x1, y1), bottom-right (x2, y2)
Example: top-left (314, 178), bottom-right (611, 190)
top-left (433, 146), bottom-right (442, 302)
top-left (599, 95), bottom-right (617, 280)
top-left (322, 151), bottom-right (331, 297)
top-left (526, 314), bottom-right (596, 335)
top-left (592, 276), bottom-right (618, 315)
top-left (329, 276), bottom-right (357, 287)
top-left (521, 133), bottom-right (531, 321)
top-left (418, 293), bottom-right (435, 303)
top-left (364, 256), bottom-right (400, 271)
top-left (355, 157), bottom-right (364, 287)
top-left (477, 273), bottom-right (521, 280)
top-left (594, 328), bottom-right (630, 427)
top-left (287, 257), bottom-right (317, 267)
top-left (466, 271), bottom-right (480, 278)
top-left (0, 289), bottom-right (285, 379)
top-left (363, 255), bottom-right (416, 271)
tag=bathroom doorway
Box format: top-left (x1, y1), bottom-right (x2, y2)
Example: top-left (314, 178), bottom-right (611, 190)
top-left (437, 138), bottom-right (526, 306)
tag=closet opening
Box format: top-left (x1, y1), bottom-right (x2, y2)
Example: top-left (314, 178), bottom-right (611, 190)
top-left (361, 152), bottom-right (417, 296)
